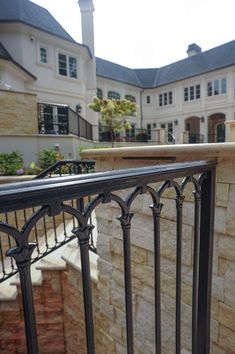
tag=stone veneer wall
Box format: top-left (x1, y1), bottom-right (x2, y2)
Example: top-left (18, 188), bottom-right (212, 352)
top-left (82, 143), bottom-right (235, 354)
top-left (0, 89), bottom-right (38, 135)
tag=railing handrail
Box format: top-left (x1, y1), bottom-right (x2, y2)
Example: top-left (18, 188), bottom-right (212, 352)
top-left (0, 160), bottom-right (216, 213)
top-left (33, 159), bottom-right (95, 179)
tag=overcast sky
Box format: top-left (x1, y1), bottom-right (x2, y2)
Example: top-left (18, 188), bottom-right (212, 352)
top-left (32, 0), bottom-right (235, 69)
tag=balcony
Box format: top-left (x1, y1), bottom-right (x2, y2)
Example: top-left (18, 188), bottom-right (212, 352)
top-left (0, 143), bottom-right (234, 353)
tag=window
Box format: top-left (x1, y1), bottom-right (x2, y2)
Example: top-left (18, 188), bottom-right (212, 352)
top-left (207, 78), bottom-right (227, 96)
top-left (184, 84), bottom-right (200, 101)
top-left (97, 88), bottom-right (103, 99)
top-left (40, 47), bottom-right (48, 63)
top-left (153, 122), bottom-right (157, 129)
top-left (108, 90), bottom-right (120, 99)
top-left (125, 94), bottom-right (136, 102)
top-left (147, 124), bottom-right (151, 140)
top-left (58, 53), bottom-right (77, 78)
top-left (159, 91), bottom-right (173, 106)
top-left (146, 95), bottom-right (151, 104)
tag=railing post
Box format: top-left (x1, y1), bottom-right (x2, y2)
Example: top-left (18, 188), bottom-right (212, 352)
top-left (197, 168), bottom-right (216, 353)
top-left (7, 243), bottom-right (39, 354)
top-left (118, 213), bottom-right (134, 354)
top-left (72, 225), bottom-right (95, 354)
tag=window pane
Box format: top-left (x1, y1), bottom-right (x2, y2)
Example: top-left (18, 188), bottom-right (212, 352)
top-left (40, 47), bottom-right (47, 63)
top-left (169, 91), bottom-right (173, 104)
top-left (108, 91), bottom-right (121, 99)
top-left (214, 79), bottom-right (219, 95)
top-left (146, 95), bottom-right (151, 104)
top-left (190, 86), bottom-right (194, 100)
top-left (184, 87), bottom-right (188, 101)
top-left (164, 92), bottom-right (167, 105)
top-left (59, 54), bottom-right (67, 76)
top-left (207, 82), bottom-right (212, 96)
top-left (125, 94), bottom-right (136, 102)
top-left (69, 57), bottom-right (77, 78)
top-left (221, 78), bottom-right (227, 94)
top-left (196, 84), bottom-right (200, 99)
top-left (159, 94), bottom-right (163, 106)
top-left (97, 88), bottom-right (103, 99)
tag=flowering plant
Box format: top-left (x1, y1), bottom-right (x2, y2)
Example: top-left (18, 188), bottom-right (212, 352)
top-left (89, 97), bottom-right (138, 146)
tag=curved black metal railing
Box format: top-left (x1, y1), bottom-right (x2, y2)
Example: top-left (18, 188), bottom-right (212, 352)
top-left (0, 160), bottom-right (96, 282)
top-left (0, 160), bottom-right (216, 354)
top-left (33, 159), bottom-right (95, 179)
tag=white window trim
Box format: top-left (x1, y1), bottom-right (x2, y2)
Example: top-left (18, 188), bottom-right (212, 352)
top-left (56, 49), bottom-right (79, 80)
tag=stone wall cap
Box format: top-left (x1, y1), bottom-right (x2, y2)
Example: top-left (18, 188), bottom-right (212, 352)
top-left (81, 142), bottom-right (235, 159)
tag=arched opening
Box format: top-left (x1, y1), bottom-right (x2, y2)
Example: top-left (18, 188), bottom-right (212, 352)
top-left (208, 113), bottom-right (225, 142)
top-left (185, 116), bottom-right (202, 143)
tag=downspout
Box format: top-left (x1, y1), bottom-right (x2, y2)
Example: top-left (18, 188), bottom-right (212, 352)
top-left (140, 89), bottom-right (144, 128)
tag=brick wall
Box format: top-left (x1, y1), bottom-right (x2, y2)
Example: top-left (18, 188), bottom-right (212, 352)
top-left (0, 90), bottom-right (38, 135)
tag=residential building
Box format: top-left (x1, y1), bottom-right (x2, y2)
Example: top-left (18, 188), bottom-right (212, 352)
top-left (0, 0), bottom-right (235, 148)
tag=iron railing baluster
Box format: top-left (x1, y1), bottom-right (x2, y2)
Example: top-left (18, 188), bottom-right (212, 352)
top-left (73, 225), bottom-right (96, 354)
top-left (118, 213), bottom-right (134, 354)
top-left (175, 195), bottom-right (184, 354)
top-left (151, 202), bottom-right (163, 354)
top-left (192, 189), bottom-right (201, 354)
top-left (197, 169), bottom-right (216, 354)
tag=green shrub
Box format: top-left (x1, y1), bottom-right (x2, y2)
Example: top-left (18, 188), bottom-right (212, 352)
top-left (38, 148), bottom-right (58, 170)
top-left (0, 151), bottom-right (24, 175)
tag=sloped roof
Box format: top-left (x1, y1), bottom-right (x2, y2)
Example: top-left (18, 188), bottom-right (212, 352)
top-left (0, 42), bottom-right (36, 79)
top-left (0, 0), bottom-right (75, 42)
top-left (96, 40), bottom-right (235, 89)
top-left (96, 57), bottom-right (142, 87)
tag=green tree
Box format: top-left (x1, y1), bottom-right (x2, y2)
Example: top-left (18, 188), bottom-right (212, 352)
top-left (88, 97), bottom-right (138, 146)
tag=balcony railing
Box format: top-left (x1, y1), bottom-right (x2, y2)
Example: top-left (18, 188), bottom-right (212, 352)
top-left (0, 160), bottom-right (216, 354)
top-left (38, 104), bottom-right (93, 141)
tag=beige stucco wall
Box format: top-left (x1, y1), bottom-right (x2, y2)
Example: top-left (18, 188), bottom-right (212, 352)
top-left (0, 89), bottom-right (38, 135)
top-left (82, 143), bottom-right (235, 354)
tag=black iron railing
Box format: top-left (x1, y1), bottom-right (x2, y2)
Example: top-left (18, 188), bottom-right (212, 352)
top-left (34, 159), bottom-right (95, 179)
top-left (0, 160), bottom-right (96, 282)
top-left (38, 103), bottom-right (93, 140)
top-left (0, 160), bottom-right (216, 354)
top-left (68, 107), bottom-right (93, 140)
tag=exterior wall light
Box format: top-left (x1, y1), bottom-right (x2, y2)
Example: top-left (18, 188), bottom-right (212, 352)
top-left (174, 119), bottom-right (178, 126)
top-left (201, 116), bottom-right (205, 123)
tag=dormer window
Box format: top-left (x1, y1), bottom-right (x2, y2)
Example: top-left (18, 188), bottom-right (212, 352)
top-left (58, 53), bottom-right (77, 79)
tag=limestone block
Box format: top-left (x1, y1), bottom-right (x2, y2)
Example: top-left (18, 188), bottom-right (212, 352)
top-left (211, 318), bottom-right (219, 343)
top-left (217, 159), bottom-right (235, 184)
top-left (135, 296), bottom-right (155, 338)
top-left (219, 302), bottom-right (235, 331)
top-left (211, 342), bottom-right (226, 354)
top-left (114, 307), bottom-right (125, 327)
top-left (224, 261), bottom-right (235, 308)
top-left (225, 184), bottom-right (235, 236)
top-left (212, 275), bottom-right (224, 301)
top-left (160, 218), bottom-right (193, 266)
top-left (219, 234), bottom-right (235, 261)
top-left (131, 245), bottom-right (147, 264)
top-left (110, 281), bottom-right (125, 311)
top-left (95, 203), bottom-right (114, 221)
top-left (132, 263), bottom-right (154, 288)
top-left (142, 284), bottom-right (154, 304)
top-left (97, 258), bottom-right (112, 277)
top-left (218, 324), bottom-right (235, 352)
top-left (211, 298), bottom-right (219, 321)
top-left (214, 207), bottom-right (226, 234)
top-left (218, 257), bottom-right (227, 277)
top-left (216, 183), bottom-right (229, 208)
top-left (96, 232), bottom-right (111, 262)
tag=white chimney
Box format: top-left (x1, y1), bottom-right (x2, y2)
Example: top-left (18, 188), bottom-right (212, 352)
top-left (78, 0), bottom-right (95, 57)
